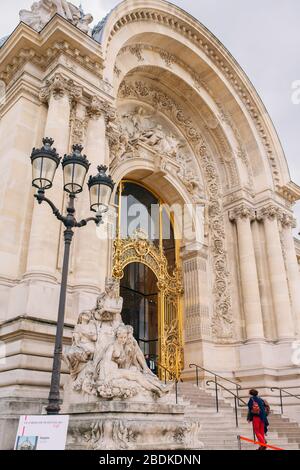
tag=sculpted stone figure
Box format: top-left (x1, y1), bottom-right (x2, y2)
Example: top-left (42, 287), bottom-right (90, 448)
top-left (124, 325), bottom-right (154, 374)
top-left (97, 325), bottom-right (170, 398)
top-left (63, 310), bottom-right (97, 380)
top-left (19, 0), bottom-right (93, 35)
top-left (63, 278), bottom-right (172, 402)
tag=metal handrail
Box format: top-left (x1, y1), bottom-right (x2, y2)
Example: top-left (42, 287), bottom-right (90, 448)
top-left (189, 363), bottom-right (242, 409)
top-left (270, 387), bottom-right (300, 414)
top-left (138, 338), bottom-right (158, 343)
top-left (154, 361), bottom-right (182, 404)
top-left (206, 380), bottom-right (247, 427)
top-left (189, 363), bottom-right (242, 389)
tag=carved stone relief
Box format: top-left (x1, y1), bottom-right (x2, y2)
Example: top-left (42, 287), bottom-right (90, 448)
top-left (39, 72), bottom-right (82, 104)
top-left (68, 417), bottom-right (203, 450)
top-left (118, 44), bottom-right (245, 190)
top-left (69, 103), bottom-right (89, 146)
top-left (110, 101), bottom-right (203, 203)
top-left (117, 80), bottom-right (234, 340)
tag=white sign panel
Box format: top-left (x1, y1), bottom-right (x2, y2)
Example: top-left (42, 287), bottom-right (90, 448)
top-left (14, 415), bottom-right (69, 450)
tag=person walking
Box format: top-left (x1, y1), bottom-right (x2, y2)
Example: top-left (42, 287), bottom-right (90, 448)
top-left (247, 389), bottom-right (269, 450)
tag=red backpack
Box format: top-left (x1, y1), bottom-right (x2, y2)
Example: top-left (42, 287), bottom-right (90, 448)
top-left (263, 399), bottom-right (270, 416)
top-left (251, 400), bottom-right (260, 415)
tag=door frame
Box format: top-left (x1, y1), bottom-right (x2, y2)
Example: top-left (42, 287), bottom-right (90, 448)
top-left (112, 232), bottom-right (184, 379)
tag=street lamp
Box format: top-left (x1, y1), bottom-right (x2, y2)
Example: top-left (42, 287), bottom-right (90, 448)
top-left (88, 165), bottom-right (115, 215)
top-left (30, 137), bottom-right (115, 414)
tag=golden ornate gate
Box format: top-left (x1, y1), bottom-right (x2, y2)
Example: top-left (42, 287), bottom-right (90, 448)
top-left (112, 232), bottom-right (184, 379)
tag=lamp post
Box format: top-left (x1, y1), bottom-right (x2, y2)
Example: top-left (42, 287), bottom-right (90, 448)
top-left (30, 137), bottom-right (115, 414)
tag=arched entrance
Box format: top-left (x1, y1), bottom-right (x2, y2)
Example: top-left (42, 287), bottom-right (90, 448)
top-left (112, 180), bottom-right (184, 378)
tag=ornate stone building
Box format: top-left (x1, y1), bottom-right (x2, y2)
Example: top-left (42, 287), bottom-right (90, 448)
top-left (0, 0), bottom-right (300, 428)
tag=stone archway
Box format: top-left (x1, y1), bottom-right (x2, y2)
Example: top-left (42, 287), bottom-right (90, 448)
top-left (108, 77), bottom-right (234, 341)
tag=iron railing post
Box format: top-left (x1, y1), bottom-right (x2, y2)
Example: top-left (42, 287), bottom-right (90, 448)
top-left (280, 388), bottom-right (283, 415)
top-left (234, 395), bottom-right (238, 428)
top-left (237, 435), bottom-right (241, 450)
top-left (215, 375), bottom-right (219, 413)
top-left (196, 366), bottom-right (199, 387)
top-left (236, 384), bottom-right (240, 407)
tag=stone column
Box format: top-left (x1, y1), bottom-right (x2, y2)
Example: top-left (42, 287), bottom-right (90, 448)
top-left (280, 212), bottom-right (300, 337)
top-left (251, 219), bottom-right (276, 340)
top-left (73, 97), bottom-right (111, 292)
top-left (26, 74), bottom-right (82, 278)
top-left (229, 205), bottom-right (264, 341)
top-left (257, 205), bottom-right (295, 340)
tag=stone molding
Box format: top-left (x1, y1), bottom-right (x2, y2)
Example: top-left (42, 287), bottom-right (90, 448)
top-left (0, 39), bottom-right (103, 86)
top-left (277, 183), bottom-right (300, 204)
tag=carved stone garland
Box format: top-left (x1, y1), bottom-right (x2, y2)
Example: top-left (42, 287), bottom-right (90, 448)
top-left (118, 80), bottom-right (233, 340)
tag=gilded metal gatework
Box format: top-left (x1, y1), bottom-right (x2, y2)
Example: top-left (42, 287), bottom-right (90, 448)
top-left (112, 231), bottom-right (184, 379)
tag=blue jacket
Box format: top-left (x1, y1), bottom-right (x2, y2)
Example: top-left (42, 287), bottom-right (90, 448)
top-left (247, 396), bottom-right (269, 429)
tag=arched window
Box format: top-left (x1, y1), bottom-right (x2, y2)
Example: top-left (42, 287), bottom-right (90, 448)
top-left (116, 180), bottom-right (177, 273)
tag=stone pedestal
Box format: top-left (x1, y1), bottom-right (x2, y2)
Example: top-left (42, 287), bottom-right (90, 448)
top-left (0, 397), bottom-right (47, 450)
top-left (65, 401), bottom-right (203, 450)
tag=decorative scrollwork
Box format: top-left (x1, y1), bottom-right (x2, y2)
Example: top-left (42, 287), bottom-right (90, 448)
top-left (112, 237), bottom-right (184, 378)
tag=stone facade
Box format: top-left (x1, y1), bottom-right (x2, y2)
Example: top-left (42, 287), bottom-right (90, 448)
top-left (0, 0), bottom-right (300, 443)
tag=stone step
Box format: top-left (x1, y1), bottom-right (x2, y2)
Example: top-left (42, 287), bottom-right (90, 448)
top-left (178, 383), bottom-right (300, 449)
top-left (185, 406), bottom-right (234, 413)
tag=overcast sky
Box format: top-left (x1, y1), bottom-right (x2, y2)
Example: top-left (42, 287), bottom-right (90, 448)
top-left (1, 0), bottom-right (300, 233)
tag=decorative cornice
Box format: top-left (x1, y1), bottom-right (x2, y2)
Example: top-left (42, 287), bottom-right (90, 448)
top-left (39, 73), bottom-right (82, 104)
top-left (277, 182), bottom-right (300, 204)
top-left (0, 40), bottom-right (103, 86)
top-left (229, 204), bottom-right (255, 222)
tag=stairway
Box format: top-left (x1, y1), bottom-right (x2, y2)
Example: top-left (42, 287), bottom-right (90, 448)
top-left (178, 382), bottom-right (300, 450)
